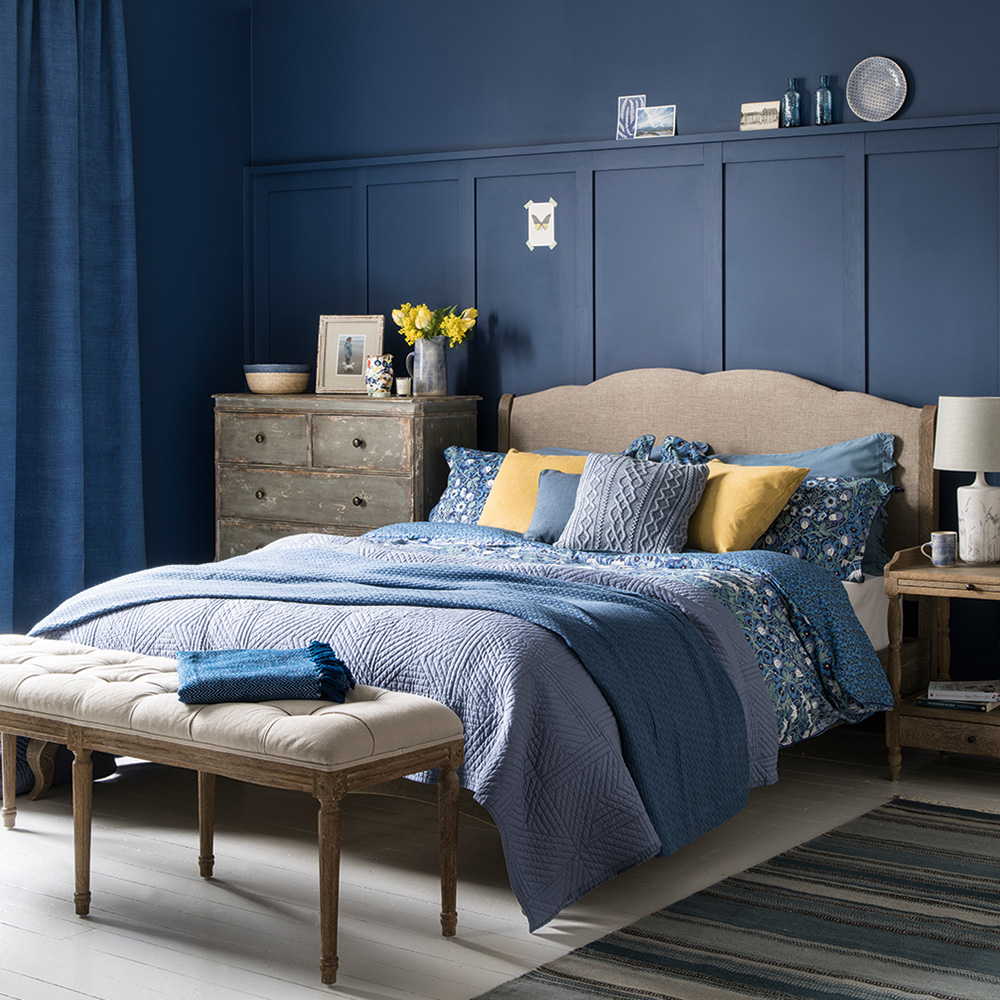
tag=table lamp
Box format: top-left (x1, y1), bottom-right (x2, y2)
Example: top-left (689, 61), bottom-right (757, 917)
top-left (933, 396), bottom-right (1000, 564)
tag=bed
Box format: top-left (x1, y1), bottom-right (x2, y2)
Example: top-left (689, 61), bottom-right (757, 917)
top-left (27, 368), bottom-right (937, 931)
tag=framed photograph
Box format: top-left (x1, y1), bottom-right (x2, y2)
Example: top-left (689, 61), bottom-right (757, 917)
top-left (316, 314), bottom-right (384, 393)
top-left (634, 104), bottom-right (676, 138)
top-left (740, 101), bottom-right (780, 131)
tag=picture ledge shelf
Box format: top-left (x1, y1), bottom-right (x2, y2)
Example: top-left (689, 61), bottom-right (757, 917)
top-left (247, 111), bottom-right (1000, 176)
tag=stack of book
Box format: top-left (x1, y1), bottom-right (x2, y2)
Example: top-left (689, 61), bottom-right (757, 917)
top-left (916, 679), bottom-right (1000, 712)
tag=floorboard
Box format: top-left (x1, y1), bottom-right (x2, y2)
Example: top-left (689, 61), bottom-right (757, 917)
top-left (1, 727), bottom-right (998, 999)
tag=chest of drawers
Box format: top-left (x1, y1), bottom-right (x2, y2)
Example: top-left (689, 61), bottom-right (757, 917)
top-left (214, 393), bottom-right (479, 558)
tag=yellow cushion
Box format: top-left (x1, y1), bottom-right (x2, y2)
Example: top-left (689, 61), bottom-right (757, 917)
top-left (686, 461), bottom-right (809, 553)
top-left (478, 450), bottom-right (588, 533)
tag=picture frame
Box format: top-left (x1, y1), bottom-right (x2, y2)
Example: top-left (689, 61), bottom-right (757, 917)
top-left (739, 101), bottom-right (780, 131)
top-left (316, 314), bottom-right (384, 393)
top-left (634, 104), bottom-right (676, 138)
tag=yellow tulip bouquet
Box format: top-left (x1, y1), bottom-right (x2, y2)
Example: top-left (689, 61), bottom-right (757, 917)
top-left (391, 303), bottom-right (478, 347)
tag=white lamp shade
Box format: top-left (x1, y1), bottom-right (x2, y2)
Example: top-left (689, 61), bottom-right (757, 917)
top-left (933, 396), bottom-right (1000, 472)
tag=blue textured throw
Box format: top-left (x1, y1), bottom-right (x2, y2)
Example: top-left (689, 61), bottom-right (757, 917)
top-left (31, 544), bottom-right (751, 853)
top-left (176, 640), bottom-right (355, 704)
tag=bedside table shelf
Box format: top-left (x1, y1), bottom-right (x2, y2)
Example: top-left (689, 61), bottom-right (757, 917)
top-left (885, 546), bottom-right (1000, 778)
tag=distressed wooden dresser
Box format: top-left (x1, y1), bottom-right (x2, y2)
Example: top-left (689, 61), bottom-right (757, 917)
top-left (214, 393), bottom-right (479, 558)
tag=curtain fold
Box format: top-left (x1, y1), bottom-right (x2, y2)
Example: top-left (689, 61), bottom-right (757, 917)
top-left (0, 0), bottom-right (145, 633)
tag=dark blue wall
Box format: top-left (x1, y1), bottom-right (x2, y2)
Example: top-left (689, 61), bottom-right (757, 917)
top-left (123, 0), bottom-right (251, 567)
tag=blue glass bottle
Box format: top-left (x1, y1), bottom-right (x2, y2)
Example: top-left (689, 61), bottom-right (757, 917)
top-left (815, 75), bottom-right (833, 125)
top-left (781, 77), bottom-right (801, 127)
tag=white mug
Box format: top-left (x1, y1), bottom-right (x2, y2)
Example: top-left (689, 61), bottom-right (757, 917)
top-left (921, 530), bottom-right (958, 567)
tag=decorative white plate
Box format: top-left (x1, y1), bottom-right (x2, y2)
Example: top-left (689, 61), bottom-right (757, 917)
top-left (846, 56), bottom-right (907, 122)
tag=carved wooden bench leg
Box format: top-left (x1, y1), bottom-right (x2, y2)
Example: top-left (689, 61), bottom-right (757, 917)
top-left (439, 758), bottom-right (459, 937)
top-left (2, 732), bottom-right (17, 829)
top-left (315, 774), bottom-right (344, 985)
top-left (26, 738), bottom-right (59, 800)
top-left (198, 771), bottom-right (216, 878)
top-left (71, 741), bottom-right (93, 916)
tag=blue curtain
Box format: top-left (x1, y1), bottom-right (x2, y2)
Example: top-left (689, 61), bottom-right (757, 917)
top-left (0, 0), bottom-right (145, 633)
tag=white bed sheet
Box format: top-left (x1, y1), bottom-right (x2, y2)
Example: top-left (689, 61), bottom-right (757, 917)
top-left (844, 576), bottom-right (888, 651)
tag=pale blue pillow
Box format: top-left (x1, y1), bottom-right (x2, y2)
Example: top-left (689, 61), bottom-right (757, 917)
top-left (523, 470), bottom-right (581, 543)
top-left (707, 434), bottom-right (896, 573)
top-left (556, 453), bottom-right (709, 553)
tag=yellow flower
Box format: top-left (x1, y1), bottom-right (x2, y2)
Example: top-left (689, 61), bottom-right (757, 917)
top-left (414, 305), bottom-right (433, 330)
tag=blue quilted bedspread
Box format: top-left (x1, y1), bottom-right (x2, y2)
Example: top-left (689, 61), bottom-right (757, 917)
top-left (31, 523), bottom-right (888, 930)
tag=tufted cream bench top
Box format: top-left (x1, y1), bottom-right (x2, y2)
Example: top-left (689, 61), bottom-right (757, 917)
top-left (0, 634), bottom-right (464, 985)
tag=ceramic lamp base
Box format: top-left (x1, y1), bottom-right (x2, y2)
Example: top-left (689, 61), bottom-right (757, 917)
top-left (957, 474), bottom-right (1000, 564)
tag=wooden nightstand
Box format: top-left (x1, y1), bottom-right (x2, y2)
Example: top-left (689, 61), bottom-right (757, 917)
top-left (884, 546), bottom-right (1000, 779)
top-left (214, 393), bottom-right (479, 558)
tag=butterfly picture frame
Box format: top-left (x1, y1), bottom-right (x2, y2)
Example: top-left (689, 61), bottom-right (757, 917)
top-left (524, 197), bottom-right (557, 250)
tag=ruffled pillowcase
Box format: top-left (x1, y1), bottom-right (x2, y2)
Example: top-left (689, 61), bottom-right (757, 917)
top-left (753, 475), bottom-right (900, 582)
top-left (555, 453), bottom-right (709, 553)
top-left (429, 436), bottom-right (656, 525)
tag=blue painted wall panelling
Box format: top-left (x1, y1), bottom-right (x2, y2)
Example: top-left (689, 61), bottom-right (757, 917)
top-left (723, 139), bottom-right (861, 389)
top-left (367, 178), bottom-right (462, 373)
top-left (473, 171), bottom-right (583, 447)
top-left (866, 134), bottom-right (999, 408)
top-left (255, 183), bottom-right (354, 372)
top-left (594, 154), bottom-right (715, 376)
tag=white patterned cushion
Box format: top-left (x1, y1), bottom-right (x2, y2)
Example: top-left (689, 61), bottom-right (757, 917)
top-left (555, 454), bottom-right (709, 553)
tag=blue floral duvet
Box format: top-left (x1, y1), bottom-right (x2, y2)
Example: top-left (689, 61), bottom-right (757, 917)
top-left (31, 522), bottom-right (891, 930)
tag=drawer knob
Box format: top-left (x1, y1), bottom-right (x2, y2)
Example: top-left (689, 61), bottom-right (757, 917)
top-left (352, 437), bottom-right (363, 449)
top-left (967, 734), bottom-right (977, 744)
top-left (352, 496), bottom-right (363, 507)
top-left (255, 489), bottom-right (266, 500)
top-left (966, 583), bottom-right (977, 591)
top-left (254, 433), bottom-right (265, 444)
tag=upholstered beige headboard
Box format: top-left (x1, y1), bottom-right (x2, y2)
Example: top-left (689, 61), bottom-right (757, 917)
top-left (497, 368), bottom-right (937, 557)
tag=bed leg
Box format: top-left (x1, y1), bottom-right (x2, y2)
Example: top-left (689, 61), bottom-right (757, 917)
top-left (438, 751), bottom-right (460, 937)
top-left (26, 739), bottom-right (58, 800)
top-left (315, 774), bottom-right (344, 985)
top-left (2, 732), bottom-right (17, 829)
top-left (71, 741), bottom-right (93, 916)
top-left (198, 771), bottom-right (216, 878)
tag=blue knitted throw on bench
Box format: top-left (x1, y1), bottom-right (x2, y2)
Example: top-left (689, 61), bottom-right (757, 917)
top-left (176, 640), bottom-right (355, 704)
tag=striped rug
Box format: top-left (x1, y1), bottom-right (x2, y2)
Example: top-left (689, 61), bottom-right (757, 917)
top-left (476, 798), bottom-right (1000, 999)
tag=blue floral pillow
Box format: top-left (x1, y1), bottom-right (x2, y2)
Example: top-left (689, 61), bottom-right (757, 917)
top-left (428, 446), bottom-right (505, 524)
top-left (753, 475), bottom-right (900, 582)
top-left (655, 435), bottom-right (711, 463)
top-left (429, 437), bottom-right (656, 525)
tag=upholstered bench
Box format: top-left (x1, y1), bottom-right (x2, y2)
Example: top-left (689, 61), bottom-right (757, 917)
top-left (0, 635), bottom-right (464, 985)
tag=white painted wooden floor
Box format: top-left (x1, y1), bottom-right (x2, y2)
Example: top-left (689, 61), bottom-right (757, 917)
top-left (1, 727), bottom-right (998, 1000)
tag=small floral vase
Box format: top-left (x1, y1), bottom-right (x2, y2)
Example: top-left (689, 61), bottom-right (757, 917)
top-left (364, 354), bottom-right (394, 397)
top-left (406, 337), bottom-right (447, 395)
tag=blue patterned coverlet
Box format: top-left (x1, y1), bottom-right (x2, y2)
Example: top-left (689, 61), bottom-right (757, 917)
top-left (30, 523), bottom-right (886, 930)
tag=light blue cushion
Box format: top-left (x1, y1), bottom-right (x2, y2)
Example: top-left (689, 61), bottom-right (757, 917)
top-left (753, 475), bottom-right (899, 582)
top-left (708, 434), bottom-right (896, 573)
top-left (556, 453), bottom-right (709, 553)
top-left (523, 470), bottom-right (581, 543)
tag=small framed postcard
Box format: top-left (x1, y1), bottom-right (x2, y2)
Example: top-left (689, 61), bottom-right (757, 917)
top-left (316, 314), bottom-right (384, 393)
top-left (634, 104), bottom-right (676, 138)
top-left (740, 101), bottom-right (780, 131)
top-left (616, 94), bottom-right (646, 139)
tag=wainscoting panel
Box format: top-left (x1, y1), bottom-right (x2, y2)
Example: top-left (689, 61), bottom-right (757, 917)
top-left (865, 127), bottom-right (999, 407)
top-left (367, 177), bottom-right (462, 365)
top-left (249, 175), bottom-right (355, 365)
top-left (593, 154), bottom-right (714, 377)
top-left (246, 115), bottom-right (1000, 436)
top-left (722, 134), bottom-right (863, 390)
